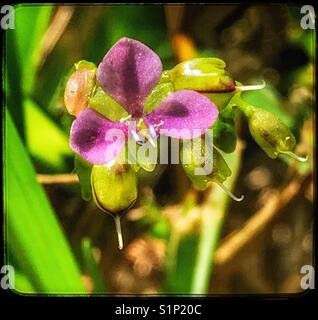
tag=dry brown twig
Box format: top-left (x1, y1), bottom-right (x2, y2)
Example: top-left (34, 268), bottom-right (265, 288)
top-left (37, 173), bottom-right (79, 184)
top-left (38, 6), bottom-right (75, 68)
top-left (214, 173), bottom-right (311, 267)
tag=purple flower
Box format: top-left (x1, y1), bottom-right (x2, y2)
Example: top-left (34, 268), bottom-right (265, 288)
top-left (70, 37), bottom-right (219, 165)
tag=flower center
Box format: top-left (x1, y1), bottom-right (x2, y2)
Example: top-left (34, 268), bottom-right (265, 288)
top-left (120, 115), bottom-right (164, 147)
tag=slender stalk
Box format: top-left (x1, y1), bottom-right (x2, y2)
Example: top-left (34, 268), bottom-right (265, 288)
top-left (230, 94), bottom-right (255, 118)
top-left (190, 142), bottom-right (243, 294)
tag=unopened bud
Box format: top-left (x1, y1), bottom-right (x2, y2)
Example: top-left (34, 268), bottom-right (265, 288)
top-left (181, 138), bottom-right (243, 201)
top-left (167, 58), bottom-right (236, 92)
top-left (91, 163), bottom-right (137, 215)
top-left (247, 107), bottom-right (307, 161)
top-left (64, 60), bottom-right (96, 116)
top-left (91, 162), bottom-right (138, 250)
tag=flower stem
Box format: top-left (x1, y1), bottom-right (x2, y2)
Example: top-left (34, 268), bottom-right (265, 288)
top-left (190, 142), bottom-right (243, 294)
top-left (230, 94), bottom-right (255, 118)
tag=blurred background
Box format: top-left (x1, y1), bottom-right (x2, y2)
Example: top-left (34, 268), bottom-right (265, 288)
top-left (4, 4), bottom-right (315, 294)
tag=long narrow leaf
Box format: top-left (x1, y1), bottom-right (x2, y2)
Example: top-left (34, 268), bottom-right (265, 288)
top-left (14, 5), bottom-right (53, 94)
top-left (4, 110), bottom-right (86, 294)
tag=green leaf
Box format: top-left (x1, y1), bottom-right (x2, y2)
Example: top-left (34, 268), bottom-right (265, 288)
top-left (81, 238), bottom-right (107, 293)
top-left (14, 5), bottom-right (53, 94)
top-left (241, 84), bottom-right (293, 128)
top-left (74, 154), bottom-right (93, 201)
top-left (5, 5), bottom-right (53, 138)
top-left (5, 110), bottom-right (86, 294)
top-left (165, 234), bottom-right (199, 293)
top-left (13, 272), bottom-right (36, 294)
top-left (24, 98), bottom-right (72, 171)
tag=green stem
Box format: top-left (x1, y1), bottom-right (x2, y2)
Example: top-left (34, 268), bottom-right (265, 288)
top-left (190, 144), bottom-right (243, 294)
top-left (230, 94), bottom-right (255, 118)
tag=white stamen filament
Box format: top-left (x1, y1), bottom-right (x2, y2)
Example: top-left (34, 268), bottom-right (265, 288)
top-left (146, 134), bottom-right (157, 147)
top-left (149, 124), bottom-right (157, 138)
top-left (130, 126), bottom-right (145, 144)
top-left (105, 159), bottom-right (116, 169)
top-left (237, 80), bottom-right (266, 92)
top-left (120, 114), bottom-right (132, 123)
top-left (217, 182), bottom-right (244, 202)
top-left (113, 215), bottom-right (123, 250)
top-left (154, 120), bottom-right (165, 128)
top-left (280, 151), bottom-right (308, 162)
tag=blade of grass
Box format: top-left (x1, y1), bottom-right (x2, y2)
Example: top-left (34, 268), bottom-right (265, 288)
top-left (5, 29), bottom-right (24, 139)
top-left (14, 4), bottom-right (53, 94)
top-left (81, 238), bottom-right (107, 293)
top-left (190, 143), bottom-right (243, 293)
top-left (4, 110), bottom-right (86, 294)
top-left (24, 98), bottom-right (72, 171)
top-left (5, 5), bottom-right (53, 140)
top-left (13, 271), bottom-right (37, 294)
top-left (164, 143), bottom-right (243, 294)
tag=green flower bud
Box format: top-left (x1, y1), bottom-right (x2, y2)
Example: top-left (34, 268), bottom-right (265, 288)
top-left (91, 163), bottom-right (137, 215)
top-left (64, 60), bottom-right (96, 116)
top-left (74, 60), bottom-right (96, 71)
top-left (167, 58), bottom-right (236, 92)
top-left (210, 146), bottom-right (232, 184)
top-left (246, 107), bottom-right (307, 161)
top-left (91, 162), bottom-right (138, 249)
top-left (230, 94), bottom-right (307, 162)
top-left (180, 137), bottom-right (243, 201)
top-left (74, 154), bottom-right (92, 201)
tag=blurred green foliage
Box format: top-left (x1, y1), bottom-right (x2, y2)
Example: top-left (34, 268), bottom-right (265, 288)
top-left (5, 111), bottom-right (85, 293)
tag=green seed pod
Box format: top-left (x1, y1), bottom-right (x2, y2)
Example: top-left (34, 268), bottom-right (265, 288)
top-left (91, 163), bottom-right (137, 215)
top-left (74, 154), bottom-right (93, 201)
top-left (64, 60), bottom-right (96, 116)
top-left (181, 137), bottom-right (243, 201)
top-left (210, 146), bottom-right (232, 184)
top-left (180, 136), bottom-right (211, 190)
top-left (167, 58), bottom-right (236, 92)
top-left (247, 107), bottom-right (307, 161)
top-left (91, 162), bottom-right (138, 250)
top-left (181, 139), bottom-right (229, 188)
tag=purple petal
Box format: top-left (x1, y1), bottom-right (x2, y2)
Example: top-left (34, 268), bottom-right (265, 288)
top-left (70, 108), bottom-right (127, 164)
top-left (97, 37), bottom-right (162, 118)
top-left (144, 90), bottom-right (219, 139)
